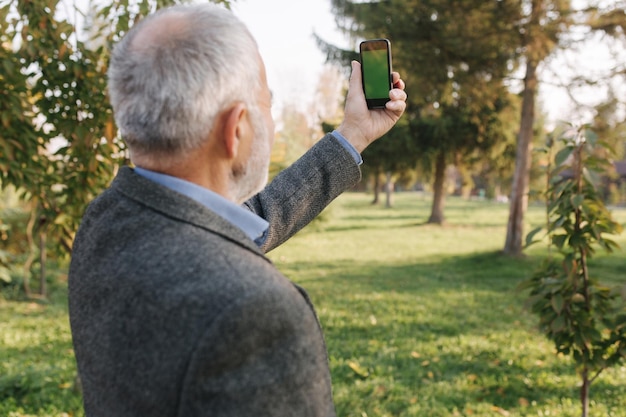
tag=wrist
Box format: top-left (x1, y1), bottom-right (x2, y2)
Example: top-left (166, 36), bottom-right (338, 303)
top-left (335, 124), bottom-right (368, 153)
top-left (331, 130), bottom-right (363, 165)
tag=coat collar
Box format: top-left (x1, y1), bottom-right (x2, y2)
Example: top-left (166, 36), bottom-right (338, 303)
top-left (111, 166), bottom-right (268, 259)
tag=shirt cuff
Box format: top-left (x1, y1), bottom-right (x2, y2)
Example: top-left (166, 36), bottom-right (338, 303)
top-left (331, 130), bottom-right (363, 166)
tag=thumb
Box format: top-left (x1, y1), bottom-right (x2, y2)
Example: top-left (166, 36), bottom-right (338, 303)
top-left (349, 60), bottom-right (363, 95)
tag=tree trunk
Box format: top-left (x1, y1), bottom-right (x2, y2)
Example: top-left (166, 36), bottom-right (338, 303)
top-left (372, 173), bottom-right (380, 205)
top-left (503, 58), bottom-right (537, 255)
top-left (580, 368), bottom-right (590, 417)
top-left (576, 146), bottom-right (591, 417)
top-left (384, 171), bottom-right (393, 208)
top-left (428, 150), bottom-right (447, 224)
top-left (39, 230), bottom-right (47, 298)
top-left (23, 205), bottom-right (37, 298)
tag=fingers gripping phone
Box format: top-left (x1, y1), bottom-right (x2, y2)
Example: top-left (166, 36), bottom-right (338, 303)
top-left (359, 39), bottom-right (393, 109)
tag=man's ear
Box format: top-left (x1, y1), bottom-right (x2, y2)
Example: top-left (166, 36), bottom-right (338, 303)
top-left (221, 102), bottom-right (248, 159)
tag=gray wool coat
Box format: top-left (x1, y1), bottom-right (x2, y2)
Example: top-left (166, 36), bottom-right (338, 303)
top-left (68, 134), bottom-right (361, 417)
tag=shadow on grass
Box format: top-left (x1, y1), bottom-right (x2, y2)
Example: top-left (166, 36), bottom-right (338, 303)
top-left (282, 250), bottom-right (626, 416)
top-left (293, 251), bottom-right (534, 291)
top-left (326, 218), bottom-right (518, 232)
top-left (325, 219), bottom-right (423, 233)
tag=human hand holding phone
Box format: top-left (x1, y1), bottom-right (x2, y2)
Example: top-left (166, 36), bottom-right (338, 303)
top-left (336, 57), bottom-right (407, 154)
top-left (360, 39), bottom-right (393, 109)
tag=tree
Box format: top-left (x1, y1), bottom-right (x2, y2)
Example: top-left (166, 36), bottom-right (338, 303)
top-left (504, 0), bottom-right (569, 256)
top-left (326, 0), bottom-right (520, 223)
top-left (0, 0), bottom-right (230, 297)
top-left (270, 104), bottom-right (316, 178)
top-left (590, 97), bottom-right (626, 204)
top-left (504, 0), bottom-right (626, 256)
top-left (361, 117), bottom-right (413, 207)
top-left (270, 65), bottom-right (347, 179)
top-left (521, 125), bottom-right (625, 417)
top-left (311, 64), bottom-right (346, 130)
top-left (411, 90), bottom-right (518, 223)
top-left (461, 93), bottom-right (522, 201)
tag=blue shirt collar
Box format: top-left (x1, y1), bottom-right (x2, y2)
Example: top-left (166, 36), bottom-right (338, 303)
top-left (134, 167), bottom-right (269, 245)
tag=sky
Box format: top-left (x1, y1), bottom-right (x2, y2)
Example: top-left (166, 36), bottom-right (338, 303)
top-left (232, 0), bottom-right (625, 128)
top-left (231, 0), bottom-right (349, 115)
top-left (64, 0), bottom-right (623, 126)
top-left (64, 0), bottom-right (348, 116)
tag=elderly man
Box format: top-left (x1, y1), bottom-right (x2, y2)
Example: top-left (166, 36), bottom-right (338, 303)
top-left (68, 3), bottom-right (406, 416)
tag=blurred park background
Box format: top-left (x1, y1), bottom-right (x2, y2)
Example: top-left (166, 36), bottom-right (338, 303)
top-left (1, 0), bottom-right (625, 416)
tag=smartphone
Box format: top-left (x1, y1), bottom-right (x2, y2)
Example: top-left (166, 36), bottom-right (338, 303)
top-left (359, 39), bottom-right (393, 109)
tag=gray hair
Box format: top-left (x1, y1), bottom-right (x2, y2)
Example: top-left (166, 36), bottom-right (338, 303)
top-left (107, 3), bottom-right (261, 158)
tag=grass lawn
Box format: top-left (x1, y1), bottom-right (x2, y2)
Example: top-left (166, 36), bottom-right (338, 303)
top-left (1, 192), bottom-right (625, 416)
top-left (0, 280), bottom-right (81, 416)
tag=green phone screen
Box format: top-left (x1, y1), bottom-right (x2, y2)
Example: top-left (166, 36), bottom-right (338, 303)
top-left (361, 48), bottom-right (390, 99)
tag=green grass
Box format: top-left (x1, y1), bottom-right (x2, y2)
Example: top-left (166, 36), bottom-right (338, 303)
top-left (1, 192), bottom-right (625, 416)
top-left (269, 193), bottom-right (626, 417)
top-left (0, 283), bottom-right (81, 416)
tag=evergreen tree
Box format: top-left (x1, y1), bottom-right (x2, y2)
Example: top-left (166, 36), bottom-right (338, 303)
top-left (326, 0), bottom-right (520, 223)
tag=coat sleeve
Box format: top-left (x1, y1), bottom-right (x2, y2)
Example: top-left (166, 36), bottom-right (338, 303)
top-left (243, 133), bottom-right (362, 252)
top-left (176, 282), bottom-right (336, 417)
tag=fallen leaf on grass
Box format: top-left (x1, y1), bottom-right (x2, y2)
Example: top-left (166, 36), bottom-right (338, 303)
top-left (347, 360), bottom-right (369, 378)
top-left (492, 405), bottom-right (510, 416)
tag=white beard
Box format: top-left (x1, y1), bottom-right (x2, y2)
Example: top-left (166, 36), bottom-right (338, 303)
top-left (231, 107), bottom-right (271, 204)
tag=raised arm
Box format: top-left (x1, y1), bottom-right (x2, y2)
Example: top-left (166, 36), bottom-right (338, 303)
top-left (244, 61), bottom-right (407, 252)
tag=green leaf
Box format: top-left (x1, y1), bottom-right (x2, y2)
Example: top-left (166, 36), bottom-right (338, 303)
top-left (555, 146), bottom-right (574, 167)
top-left (552, 215), bottom-right (569, 229)
top-left (524, 226), bottom-right (544, 248)
top-left (584, 129), bottom-right (598, 146)
top-left (583, 328), bottom-right (602, 344)
top-left (551, 315), bottom-right (566, 333)
top-left (573, 349), bottom-right (582, 363)
top-left (1, 59), bottom-right (14, 77)
top-left (517, 278), bottom-right (538, 292)
top-left (582, 167), bottom-right (599, 188)
top-left (570, 194), bottom-right (584, 209)
top-left (53, 213), bottom-right (69, 225)
top-left (615, 317), bottom-right (626, 334)
top-left (551, 293), bottom-right (565, 314)
top-left (599, 239), bottom-right (620, 253)
top-left (552, 234), bottom-right (568, 249)
top-left (567, 231), bottom-right (581, 247)
top-left (0, 267), bottom-right (11, 283)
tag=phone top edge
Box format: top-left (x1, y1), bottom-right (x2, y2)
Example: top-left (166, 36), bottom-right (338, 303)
top-left (360, 40), bottom-right (389, 52)
top-left (359, 38), bottom-right (391, 44)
